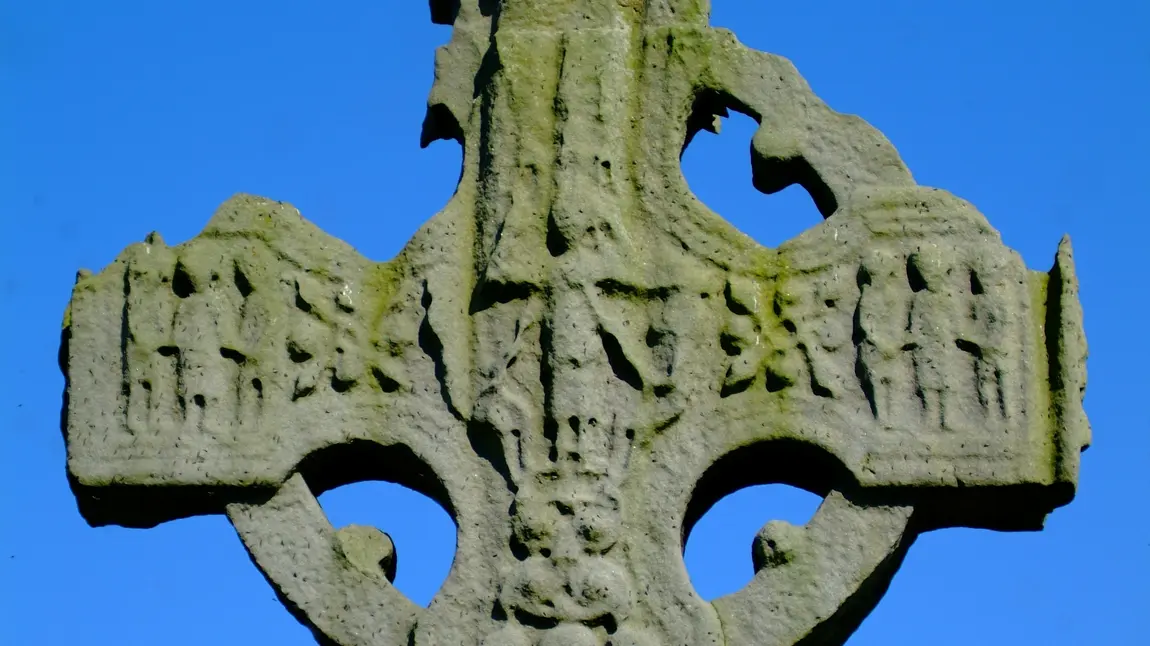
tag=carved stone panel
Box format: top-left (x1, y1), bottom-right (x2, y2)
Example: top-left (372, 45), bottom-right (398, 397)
top-left (61, 2), bottom-right (1088, 645)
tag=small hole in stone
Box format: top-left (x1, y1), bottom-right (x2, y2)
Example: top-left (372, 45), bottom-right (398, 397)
top-left (192, 394), bottom-right (206, 408)
top-left (720, 333), bottom-right (742, 356)
top-left (970, 270), bottom-right (985, 295)
top-left (331, 374), bottom-right (356, 393)
top-left (492, 602), bottom-right (508, 622)
top-left (765, 370), bottom-right (791, 393)
top-left (220, 347), bottom-right (247, 365)
top-left (546, 210), bottom-right (569, 257)
top-left (645, 327), bottom-right (665, 348)
top-left (544, 419), bottom-right (559, 463)
top-left (371, 367), bottom-right (400, 393)
top-left (907, 256), bottom-right (928, 293)
top-left (510, 536), bottom-right (530, 562)
top-left (603, 615), bottom-right (618, 634)
top-left (287, 342), bottom-right (312, 364)
top-left (234, 264), bottom-right (253, 298)
top-left (171, 263), bottom-right (195, 298)
top-left (294, 281), bottom-right (313, 313)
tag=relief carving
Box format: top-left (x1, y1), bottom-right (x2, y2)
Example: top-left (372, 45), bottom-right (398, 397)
top-left (60, 2), bottom-right (1089, 644)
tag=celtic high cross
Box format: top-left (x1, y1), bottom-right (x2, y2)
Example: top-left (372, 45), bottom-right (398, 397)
top-left (61, 2), bottom-right (1089, 644)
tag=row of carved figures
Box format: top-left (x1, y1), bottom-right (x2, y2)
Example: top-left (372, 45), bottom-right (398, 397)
top-left (724, 248), bottom-right (1024, 432)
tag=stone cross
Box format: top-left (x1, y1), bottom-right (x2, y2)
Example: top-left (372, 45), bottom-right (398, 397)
top-left (60, 2), bottom-right (1089, 644)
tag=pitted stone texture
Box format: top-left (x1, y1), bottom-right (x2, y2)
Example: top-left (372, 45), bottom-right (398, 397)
top-left (61, 1), bottom-right (1088, 644)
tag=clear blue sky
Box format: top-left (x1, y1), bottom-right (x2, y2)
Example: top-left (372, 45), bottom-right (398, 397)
top-left (1, 1), bottom-right (1147, 644)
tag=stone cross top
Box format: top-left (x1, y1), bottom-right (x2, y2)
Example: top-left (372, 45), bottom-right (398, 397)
top-left (61, 2), bottom-right (1089, 644)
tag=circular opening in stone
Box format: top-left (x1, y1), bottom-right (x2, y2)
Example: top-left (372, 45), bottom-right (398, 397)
top-left (681, 95), bottom-right (829, 248)
top-left (684, 483), bottom-right (822, 600)
top-left (297, 439), bottom-right (459, 607)
top-left (319, 480), bottom-right (457, 606)
top-left (681, 439), bottom-right (855, 599)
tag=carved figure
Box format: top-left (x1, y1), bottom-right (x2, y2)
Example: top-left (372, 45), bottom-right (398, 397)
top-left (960, 253), bottom-right (1018, 422)
top-left (856, 248), bottom-right (913, 428)
top-left (905, 249), bottom-right (966, 430)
